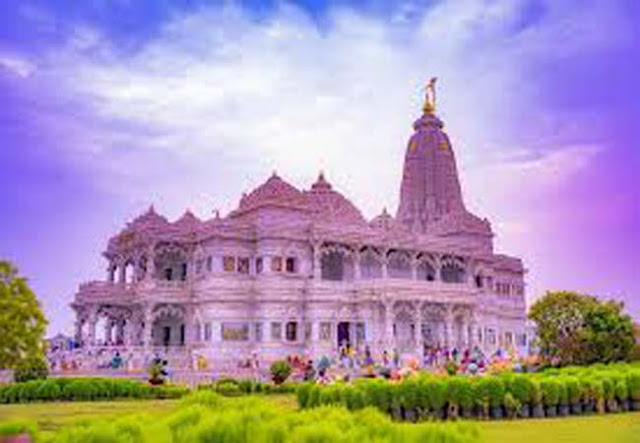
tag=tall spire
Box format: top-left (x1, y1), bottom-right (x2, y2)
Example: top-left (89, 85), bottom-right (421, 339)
top-left (396, 80), bottom-right (465, 232)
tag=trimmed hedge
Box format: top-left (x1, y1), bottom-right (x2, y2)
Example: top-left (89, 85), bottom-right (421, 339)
top-left (0, 377), bottom-right (188, 404)
top-left (197, 378), bottom-right (297, 396)
top-left (298, 362), bottom-right (640, 421)
top-left (23, 391), bottom-right (480, 443)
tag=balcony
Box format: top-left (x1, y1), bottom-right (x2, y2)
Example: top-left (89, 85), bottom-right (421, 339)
top-left (76, 281), bottom-right (135, 302)
top-left (311, 278), bottom-right (477, 304)
top-left (76, 279), bottom-right (189, 303)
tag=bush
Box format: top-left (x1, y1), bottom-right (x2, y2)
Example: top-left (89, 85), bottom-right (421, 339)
top-left (296, 383), bottom-right (313, 409)
top-left (565, 377), bottom-right (581, 404)
top-left (216, 380), bottom-right (241, 397)
top-left (13, 357), bottom-right (49, 383)
top-left (540, 380), bottom-right (560, 407)
top-left (0, 378), bottom-right (188, 404)
top-left (628, 372), bottom-right (640, 400)
top-left (509, 375), bottom-right (532, 406)
top-left (270, 360), bottom-right (292, 385)
top-left (504, 392), bottom-right (520, 418)
top-left (49, 394), bottom-right (483, 443)
top-left (480, 378), bottom-right (505, 408)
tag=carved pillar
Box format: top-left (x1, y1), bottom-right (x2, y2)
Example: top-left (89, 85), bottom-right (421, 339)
top-left (410, 254), bottom-right (418, 281)
top-left (118, 261), bottom-right (126, 285)
top-left (354, 249), bottom-right (362, 280)
top-left (414, 303), bottom-right (423, 357)
top-left (312, 243), bottom-right (322, 280)
top-left (469, 315), bottom-right (478, 349)
top-left (107, 263), bottom-right (116, 283)
top-left (146, 245), bottom-right (156, 281)
top-left (434, 255), bottom-right (442, 281)
top-left (444, 306), bottom-right (454, 349)
top-left (384, 300), bottom-right (394, 349)
top-left (74, 317), bottom-right (83, 346)
top-left (88, 306), bottom-right (98, 347)
top-left (104, 320), bottom-right (112, 345)
top-left (381, 249), bottom-right (389, 279)
top-left (143, 305), bottom-right (154, 348)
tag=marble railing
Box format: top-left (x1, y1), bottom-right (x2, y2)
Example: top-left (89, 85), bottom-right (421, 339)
top-left (76, 279), bottom-right (189, 301)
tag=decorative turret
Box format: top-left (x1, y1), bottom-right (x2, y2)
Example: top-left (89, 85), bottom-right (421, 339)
top-left (396, 80), bottom-right (466, 233)
top-left (305, 172), bottom-right (366, 225)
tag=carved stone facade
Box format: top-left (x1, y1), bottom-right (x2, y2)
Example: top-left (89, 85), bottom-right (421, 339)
top-left (70, 93), bottom-right (528, 369)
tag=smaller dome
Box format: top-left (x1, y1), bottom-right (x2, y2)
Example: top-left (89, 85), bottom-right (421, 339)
top-left (235, 172), bottom-right (306, 213)
top-left (305, 173), bottom-right (366, 225)
top-left (173, 209), bottom-right (202, 231)
top-left (370, 207), bottom-right (395, 230)
top-left (128, 205), bottom-right (169, 232)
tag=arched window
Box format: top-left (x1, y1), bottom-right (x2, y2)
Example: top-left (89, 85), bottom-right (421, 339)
top-left (387, 250), bottom-right (412, 279)
top-left (155, 246), bottom-right (188, 282)
top-left (320, 248), bottom-right (354, 281)
top-left (441, 256), bottom-right (466, 283)
top-left (360, 248), bottom-right (382, 279)
top-left (417, 258), bottom-right (436, 281)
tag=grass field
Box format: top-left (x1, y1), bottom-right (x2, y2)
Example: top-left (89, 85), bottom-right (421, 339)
top-left (1, 397), bottom-right (638, 442)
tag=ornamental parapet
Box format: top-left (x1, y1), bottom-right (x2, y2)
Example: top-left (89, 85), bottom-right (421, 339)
top-left (310, 279), bottom-right (477, 304)
top-left (76, 281), bottom-right (136, 302)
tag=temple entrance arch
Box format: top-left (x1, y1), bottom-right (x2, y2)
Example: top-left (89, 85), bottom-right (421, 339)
top-left (393, 302), bottom-right (416, 352)
top-left (151, 305), bottom-right (186, 347)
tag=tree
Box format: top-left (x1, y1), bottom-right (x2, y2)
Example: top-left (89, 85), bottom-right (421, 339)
top-left (529, 291), bottom-right (634, 366)
top-left (0, 260), bottom-right (48, 369)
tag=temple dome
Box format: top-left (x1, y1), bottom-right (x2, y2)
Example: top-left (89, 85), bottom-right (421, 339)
top-left (173, 209), bottom-right (202, 232)
top-left (305, 173), bottom-right (366, 225)
top-left (235, 172), bottom-right (306, 213)
top-left (127, 205), bottom-right (170, 232)
top-left (369, 208), bottom-right (395, 231)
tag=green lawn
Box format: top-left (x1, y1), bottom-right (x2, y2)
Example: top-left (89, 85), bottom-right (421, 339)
top-left (0, 397), bottom-right (638, 443)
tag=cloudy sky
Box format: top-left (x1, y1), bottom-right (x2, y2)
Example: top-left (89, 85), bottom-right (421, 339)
top-left (1, 0), bottom-right (639, 334)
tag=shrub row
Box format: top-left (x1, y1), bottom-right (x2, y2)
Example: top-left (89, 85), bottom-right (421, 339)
top-left (197, 378), bottom-right (298, 397)
top-left (0, 378), bottom-right (189, 404)
top-left (297, 363), bottom-right (640, 421)
top-left (2, 391), bottom-right (481, 443)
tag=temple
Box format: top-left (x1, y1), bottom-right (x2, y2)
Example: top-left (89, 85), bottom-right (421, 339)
top-left (69, 85), bottom-right (528, 371)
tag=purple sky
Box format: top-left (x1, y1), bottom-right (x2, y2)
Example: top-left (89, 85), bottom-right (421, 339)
top-left (1, 0), bottom-right (639, 335)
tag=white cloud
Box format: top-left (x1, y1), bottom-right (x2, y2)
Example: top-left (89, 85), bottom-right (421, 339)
top-left (0, 54), bottom-right (36, 78)
top-left (28, 0), bottom-right (630, 223)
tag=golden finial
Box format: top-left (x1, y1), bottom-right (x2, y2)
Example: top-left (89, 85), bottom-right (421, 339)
top-left (423, 77), bottom-right (437, 114)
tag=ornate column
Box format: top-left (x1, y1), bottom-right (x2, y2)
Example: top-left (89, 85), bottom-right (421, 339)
top-left (469, 315), bottom-right (478, 349)
top-left (143, 304), bottom-right (154, 348)
top-left (434, 255), bottom-right (442, 281)
top-left (461, 318), bottom-right (469, 349)
top-left (410, 254), bottom-right (418, 281)
top-left (74, 317), bottom-right (83, 346)
top-left (118, 260), bottom-right (126, 285)
top-left (145, 245), bottom-right (156, 281)
top-left (88, 306), bottom-right (98, 347)
top-left (414, 302), bottom-right (423, 357)
top-left (444, 306), bottom-right (454, 349)
top-left (353, 248), bottom-right (362, 280)
top-left (104, 320), bottom-right (112, 345)
top-left (312, 242), bottom-right (322, 280)
top-left (381, 249), bottom-right (389, 279)
top-left (384, 300), bottom-right (394, 349)
top-left (107, 262), bottom-right (116, 283)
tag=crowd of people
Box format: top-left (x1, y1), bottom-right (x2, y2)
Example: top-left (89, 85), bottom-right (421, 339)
top-left (289, 343), bottom-right (531, 383)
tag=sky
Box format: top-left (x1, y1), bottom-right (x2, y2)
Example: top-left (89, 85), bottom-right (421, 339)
top-left (0, 0), bottom-right (639, 335)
